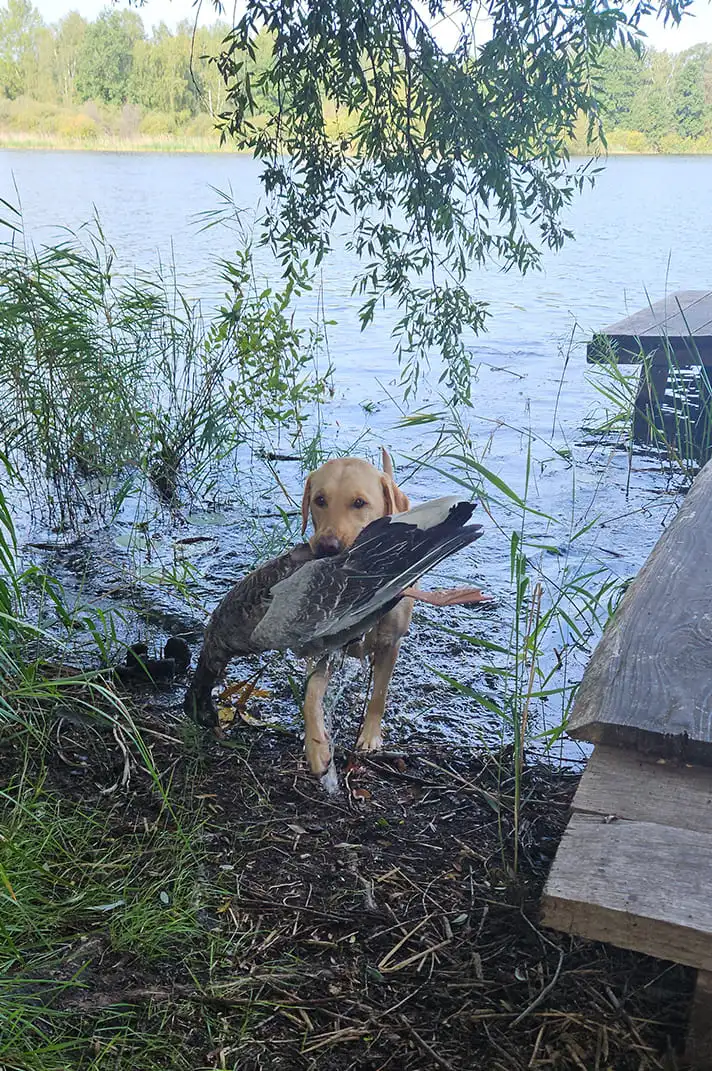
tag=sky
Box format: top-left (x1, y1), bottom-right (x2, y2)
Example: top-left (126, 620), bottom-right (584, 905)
top-left (28, 0), bottom-right (712, 51)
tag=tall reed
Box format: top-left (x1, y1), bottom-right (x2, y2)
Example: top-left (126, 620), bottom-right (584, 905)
top-left (0, 205), bottom-right (332, 529)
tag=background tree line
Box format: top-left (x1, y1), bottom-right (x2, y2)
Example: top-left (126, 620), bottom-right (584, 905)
top-left (0, 0), bottom-right (710, 150)
top-left (592, 42), bottom-right (712, 151)
top-left (0, 0), bottom-right (273, 142)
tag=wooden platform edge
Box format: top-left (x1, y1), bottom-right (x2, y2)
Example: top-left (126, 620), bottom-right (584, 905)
top-left (566, 722), bottom-right (712, 769)
top-left (586, 332), bottom-right (712, 366)
top-left (541, 811), bottom-right (712, 973)
top-left (587, 291), bottom-right (712, 366)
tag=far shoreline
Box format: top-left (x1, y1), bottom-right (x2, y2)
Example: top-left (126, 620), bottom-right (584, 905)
top-left (1, 135), bottom-right (712, 158)
top-left (0, 135), bottom-right (251, 155)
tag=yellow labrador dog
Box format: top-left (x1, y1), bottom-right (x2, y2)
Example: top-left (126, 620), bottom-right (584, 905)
top-left (299, 450), bottom-right (416, 774)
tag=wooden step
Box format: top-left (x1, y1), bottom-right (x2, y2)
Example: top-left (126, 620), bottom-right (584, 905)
top-left (541, 746), bottom-right (712, 972)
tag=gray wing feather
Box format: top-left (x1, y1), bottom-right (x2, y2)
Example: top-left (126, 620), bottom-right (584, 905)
top-left (249, 560), bottom-right (349, 652)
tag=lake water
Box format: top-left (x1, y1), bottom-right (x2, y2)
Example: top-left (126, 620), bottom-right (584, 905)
top-left (2, 150), bottom-right (711, 756)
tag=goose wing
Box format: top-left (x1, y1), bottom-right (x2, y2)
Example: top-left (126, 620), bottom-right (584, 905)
top-left (198, 543), bottom-right (314, 666)
top-left (308, 499), bottom-right (483, 643)
top-left (250, 497), bottom-right (483, 656)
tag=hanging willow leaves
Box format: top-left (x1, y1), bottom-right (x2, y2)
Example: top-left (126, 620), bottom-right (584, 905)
top-left (213, 0), bottom-right (690, 402)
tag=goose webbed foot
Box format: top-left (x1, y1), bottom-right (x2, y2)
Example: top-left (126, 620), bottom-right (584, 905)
top-left (401, 585), bottom-right (493, 607)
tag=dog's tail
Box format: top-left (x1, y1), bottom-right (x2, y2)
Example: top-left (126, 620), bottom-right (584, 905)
top-left (381, 447), bottom-right (394, 478)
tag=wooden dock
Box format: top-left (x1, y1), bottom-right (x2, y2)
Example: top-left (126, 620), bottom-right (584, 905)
top-left (541, 458), bottom-right (712, 1067)
top-left (588, 290), bottom-right (712, 458)
top-left (588, 291), bottom-right (712, 367)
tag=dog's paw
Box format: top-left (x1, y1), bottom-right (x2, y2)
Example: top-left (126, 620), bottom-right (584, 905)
top-left (356, 729), bottom-right (384, 752)
top-left (305, 735), bottom-right (332, 776)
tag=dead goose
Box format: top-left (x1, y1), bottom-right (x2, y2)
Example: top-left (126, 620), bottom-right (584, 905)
top-left (184, 495), bottom-right (485, 727)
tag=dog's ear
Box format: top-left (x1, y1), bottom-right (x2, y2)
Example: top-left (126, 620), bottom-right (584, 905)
top-left (301, 475), bottom-right (313, 536)
top-left (380, 474), bottom-right (409, 516)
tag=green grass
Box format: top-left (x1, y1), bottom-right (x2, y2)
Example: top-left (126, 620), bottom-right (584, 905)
top-left (0, 201), bottom-right (332, 531)
top-left (0, 721), bottom-right (235, 1070)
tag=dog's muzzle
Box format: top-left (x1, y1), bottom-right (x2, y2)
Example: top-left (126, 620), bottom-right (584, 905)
top-left (314, 534), bottom-right (343, 558)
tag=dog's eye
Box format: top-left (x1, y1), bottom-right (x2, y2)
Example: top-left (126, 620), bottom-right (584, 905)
top-left (314, 495), bottom-right (327, 508)
top-left (352, 498), bottom-right (367, 509)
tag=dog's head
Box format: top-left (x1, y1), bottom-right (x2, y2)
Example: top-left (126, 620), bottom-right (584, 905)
top-left (301, 455), bottom-right (409, 557)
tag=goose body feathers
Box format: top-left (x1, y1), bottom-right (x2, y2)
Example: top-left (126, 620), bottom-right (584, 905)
top-left (185, 496), bottom-right (482, 725)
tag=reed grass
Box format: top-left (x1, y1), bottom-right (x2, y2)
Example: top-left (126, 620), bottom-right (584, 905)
top-left (396, 356), bottom-right (695, 872)
top-left (0, 203), bottom-right (331, 531)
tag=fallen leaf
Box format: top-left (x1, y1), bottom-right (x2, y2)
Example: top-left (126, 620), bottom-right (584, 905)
top-left (351, 787), bottom-right (372, 801)
top-left (218, 705), bottom-right (236, 726)
top-left (238, 710), bottom-right (266, 727)
top-left (220, 680), bottom-right (271, 702)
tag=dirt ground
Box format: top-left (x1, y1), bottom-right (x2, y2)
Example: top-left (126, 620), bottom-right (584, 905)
top-left (1, 679), bottom-right (696, 1071)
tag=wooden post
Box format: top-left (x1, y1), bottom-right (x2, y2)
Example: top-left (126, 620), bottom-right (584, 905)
top-left (686, 970), bottom-right (712, 1069)
top-left (633, 360), bottom-right (668, 444)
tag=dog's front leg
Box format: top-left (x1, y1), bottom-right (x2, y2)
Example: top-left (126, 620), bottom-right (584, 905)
top-left (356, 640), bottom-right (401, 752)
top-left (303, 656), bottom-right (333, 775)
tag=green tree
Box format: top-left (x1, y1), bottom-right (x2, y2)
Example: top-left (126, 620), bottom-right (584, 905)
top-left (705, 50), bottom-right (712, 124)
top-left (595, 46), bottom-right (649, 128)
top-left (75, 8), bottom-right (144, 105)
top-left (130, 25), bottom-right (198, 114)
top-left (632, 49), bottom-right (675, 146)
top-left (0, 0), bottom-right (41, 99)
top-left (54, 12), bottom-right (87, 105)
top-left (672, 44), bottom-right (710, 138)
top-left (216, 0), bottom-right (693, 400)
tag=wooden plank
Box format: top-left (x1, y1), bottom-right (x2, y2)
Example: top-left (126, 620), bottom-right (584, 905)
top-left (606, 293), bottom-right (712, 339)
top-left (587, 290), bottom-right (712, 366)
top-left (541, 812), bottom-right (712, 972)
top-left (574, 746), bottom-right (712, 835)
top-left (687, 969), bottom-right (712, 1068)
top-left (566, 458), bottom-right (712, 763)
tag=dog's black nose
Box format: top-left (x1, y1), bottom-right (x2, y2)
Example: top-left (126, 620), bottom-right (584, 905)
top-left (315, 535), bottom-right (343, 558)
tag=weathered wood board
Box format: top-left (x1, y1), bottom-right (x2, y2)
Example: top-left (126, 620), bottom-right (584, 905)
top-left (574, 746), bottom-right (712, 834)
top-left (542, 747), bottom-right (712, 1067)
top-left (541, 810), bottom-right (712, 972)
top-left (566, 458), bottom-right (712, 764)
top-left (587, 290), bottom-right (712, 366)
